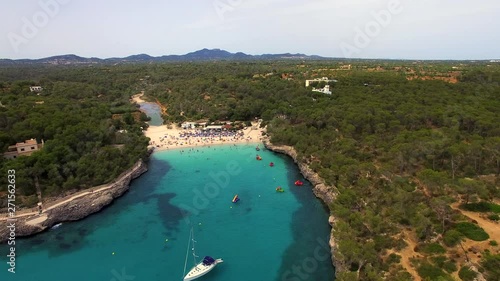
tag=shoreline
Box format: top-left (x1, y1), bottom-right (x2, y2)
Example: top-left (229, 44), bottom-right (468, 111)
top-left (133, 92), bottom-right (265, 151)
top-left (151, 140), bottom-right (263, 153)
top-left (1, 93), bottom-right (337, 278)
top-left (0, 93), bottom-right (265, 241)
top-left (262, 139), bottom-right (341, 279)
top-left (0, 157), bottom-right (150, 243)
top-left (134, 94), bottom-right (339, 277)
top-left (143, 123), bottom-right (265, 152)
top-left (131, 92), bottom-right (147, 103)
top-left (0, 121), bottom-right (338, 279)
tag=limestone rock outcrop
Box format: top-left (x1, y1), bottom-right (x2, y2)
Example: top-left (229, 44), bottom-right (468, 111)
top-left (0, 159), bottom-right (148, 243)
top-left (262, 140), bottom-right (344, 276)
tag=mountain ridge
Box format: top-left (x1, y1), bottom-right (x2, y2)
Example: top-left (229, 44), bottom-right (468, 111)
top-left (0, 48), bottom-right (332, 65)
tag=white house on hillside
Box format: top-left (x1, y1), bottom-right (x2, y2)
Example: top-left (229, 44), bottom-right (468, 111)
top-left (305, 77), bottom-right (337, 87)
top-left (30, 86), bottom-right (43, 92)
top-left (312, 85), bottom-right (332, 95)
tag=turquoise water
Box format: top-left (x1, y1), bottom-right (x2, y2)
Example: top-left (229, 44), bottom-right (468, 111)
top-left (1, 145), bottom-right (334, 281)
top-left (139, 102), bottom-right (163, 126)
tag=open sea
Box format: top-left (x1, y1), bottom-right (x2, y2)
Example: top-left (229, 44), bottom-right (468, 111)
top-left (1, 145), bottom-right (334, 281)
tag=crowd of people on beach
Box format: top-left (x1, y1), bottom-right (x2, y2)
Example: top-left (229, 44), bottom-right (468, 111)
top-left (178, 130), bottom-right (244, 139)
top-left (149, 128), bottom-right (254, 149)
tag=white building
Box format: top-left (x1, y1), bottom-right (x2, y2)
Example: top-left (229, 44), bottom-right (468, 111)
top-left (305, 77), bottom-right (337, 87)
top-left (204, 125), bottom-right (223, 131)
top-left (181, 122), bottom-right (197, 129)
top-left (30, 86), bottom-right (43, 92)
top-left (4, 139), bottom-right (44, 159)
top-left (312, 85), bottom-right (332, 95)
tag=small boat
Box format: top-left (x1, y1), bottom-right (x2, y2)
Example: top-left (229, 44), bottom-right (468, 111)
top-left (232, 195), bottom-right (240, 203)
top-left (294, 180), bottom-right (303, 186)
top-left (255, 146), bottom-right (260, 151)
top-left (269, 162), bottom-right (274, 167)
top-left (183, 228), bottom-right (223, 281)
top-left (276, 187), bottom-right (284, 193)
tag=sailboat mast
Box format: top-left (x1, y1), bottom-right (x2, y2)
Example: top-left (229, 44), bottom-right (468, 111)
top-left (182, 228), bottom-right (194, 278)
top-left (191, 228), bottom-right (198, 265)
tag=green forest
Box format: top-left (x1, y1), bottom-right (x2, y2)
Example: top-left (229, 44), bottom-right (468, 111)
top-left (0, 60), bottom-right (498, 280)
top-left (0, 65), bottom-right (150, 207)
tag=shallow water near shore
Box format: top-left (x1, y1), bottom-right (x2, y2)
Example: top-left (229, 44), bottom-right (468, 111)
top-left (0, 145), bottom-right (334, 281)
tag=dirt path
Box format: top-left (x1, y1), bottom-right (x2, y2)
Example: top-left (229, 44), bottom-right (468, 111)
top-left (451, 202), bottom-right (500, 243)
top-left (399, 230), bottom-right (422, 281)
top-left (1, 96), bottom-right (146, 224)
top-left (131, 92), bottom-right (146, 103)
top-left (450, 202), bottom-right (499, 280)
top-left (0, 162), bottom-right (141, 222)
top-left (26, 214), bottom-right (47, 225)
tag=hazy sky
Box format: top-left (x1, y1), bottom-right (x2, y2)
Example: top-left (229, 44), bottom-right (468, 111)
top-left (1, 0), bottom-right (499, 60)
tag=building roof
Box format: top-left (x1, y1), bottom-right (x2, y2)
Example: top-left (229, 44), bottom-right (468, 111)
top-left (205, 125), bottom-right (223, 130)
top-left (17, 139), bottom-right (38, 146)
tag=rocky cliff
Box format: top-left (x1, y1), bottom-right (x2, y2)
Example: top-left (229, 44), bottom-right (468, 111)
top-left (0, 159), bottom-right (149, 243)
top-left (262, 140), bottom-right (345, 276)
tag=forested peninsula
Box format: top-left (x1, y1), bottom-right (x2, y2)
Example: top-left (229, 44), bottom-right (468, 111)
top-left (0, 61), bottom-right (499, 280)
top-left (0, 65), bottom-right (151, 207)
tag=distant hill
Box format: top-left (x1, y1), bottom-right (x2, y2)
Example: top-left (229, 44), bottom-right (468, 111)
top-left (0, 49), bottom-right (331, 65)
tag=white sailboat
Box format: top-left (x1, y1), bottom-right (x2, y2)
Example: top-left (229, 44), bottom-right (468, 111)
top-left (182, 228), bottom-right (223, 281)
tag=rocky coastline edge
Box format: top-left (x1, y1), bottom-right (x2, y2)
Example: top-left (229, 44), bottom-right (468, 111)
top-left (0, 154), bottom-right (151, 243)
top-left (263, 139), bottom-right (344, 278)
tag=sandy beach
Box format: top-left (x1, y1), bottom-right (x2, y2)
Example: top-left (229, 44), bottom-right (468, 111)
top-left (132, 92), bottom-right (265, 150)
top-left (144, 123), bottom-right (264, 151)
top-left (131, 92), bottom-right (147, 103)
top-left (133, 92), bottom-right (265, 151)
